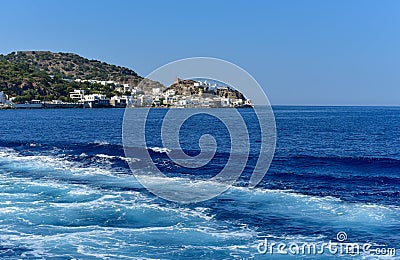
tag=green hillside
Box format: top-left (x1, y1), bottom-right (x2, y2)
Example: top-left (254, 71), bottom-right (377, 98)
top-left (0, 51), bottom-right (163, 102)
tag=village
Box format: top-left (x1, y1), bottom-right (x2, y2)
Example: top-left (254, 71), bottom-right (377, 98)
top-left (0, 78), bottom-right (252, 109)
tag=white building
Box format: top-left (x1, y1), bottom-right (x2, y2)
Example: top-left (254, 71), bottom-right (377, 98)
top-left (50, 100), bottom-right (63, 104)
top-left (83, 94), bottom-right (110, 108)
top-left (133, 95), bottom-right (153, 107)
top-left (114, 84), bottom-right (132, 93)
top-left (69, 90), bottom-right (85, 101)
top-left (177, 99), bottom-right (187, 106)
top-left (123, 84), bottom-right (132, 93)
top-left (187, 98), bottom-right (199, 107)
top-left (165, 96), bottom-right (178, 105)
top-left (84, 94), bottom-right (107, 101)
top-left (152, 88), bottom-right (161, 95)
top-left (200, 97), bottom-right (212, 107)
top-left (110, 95), bottom-right (131, 107)
top-left (220, 98), bottom-right (231, 107)
top-left (100, 81), bottom-right (114, 86)
top-left (75, 79), bottom-right (114, 85)
top-left (232, 98), bottom-right (244, 106)
top-left (163, 89), bottom-right (175, 97)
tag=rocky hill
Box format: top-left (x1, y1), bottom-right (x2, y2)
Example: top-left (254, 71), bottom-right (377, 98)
top-left (167, 78), bottom-right (246, 100)
top-left (0, 51), bottom-right (164, 102)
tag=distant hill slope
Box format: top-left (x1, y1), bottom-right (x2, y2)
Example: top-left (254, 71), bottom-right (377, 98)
top-left (0, 51), bottom-right (164, 102)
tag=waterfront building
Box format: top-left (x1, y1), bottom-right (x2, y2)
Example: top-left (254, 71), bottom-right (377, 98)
top-left (110, 95), bottom-right (131, 107)
top-left (220, 97), bottom-right (231, 107)
top-left (232, 98), bottom-right (244, 106)
top-left (133, 95), bottom-right (153, 107)
top-left (69, 90), bottom-right (85, 101)
top-left (83, 94), bottom-right (110, 108)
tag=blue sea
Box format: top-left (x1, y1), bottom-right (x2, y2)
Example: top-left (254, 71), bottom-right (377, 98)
top-left (0, 106), bottom-right (399, 259)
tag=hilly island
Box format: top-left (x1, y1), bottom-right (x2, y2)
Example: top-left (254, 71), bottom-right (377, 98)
top-left (0, 51), bottom-right (251, 109)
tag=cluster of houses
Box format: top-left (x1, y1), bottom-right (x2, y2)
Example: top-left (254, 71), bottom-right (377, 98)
top-left (145, 88), bottom-right (251, 108)
top-left (68, 79), bottom-right (252, 108)
top-left (0, 79), bottom-right (252, 109)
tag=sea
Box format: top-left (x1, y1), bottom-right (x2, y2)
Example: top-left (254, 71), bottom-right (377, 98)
top-left (0, 106), bottom-right (399, 259)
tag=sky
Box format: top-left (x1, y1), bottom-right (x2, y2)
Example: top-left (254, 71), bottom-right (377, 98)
top-left (0, 0), bottom-right (399, 105)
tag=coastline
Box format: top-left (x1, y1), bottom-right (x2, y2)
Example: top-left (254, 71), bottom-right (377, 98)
top-left (3, 103), bottom-right (254, 110)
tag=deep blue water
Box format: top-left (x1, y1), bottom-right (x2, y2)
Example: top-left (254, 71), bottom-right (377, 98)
top-left (0, 107), bottom-right (399, 259)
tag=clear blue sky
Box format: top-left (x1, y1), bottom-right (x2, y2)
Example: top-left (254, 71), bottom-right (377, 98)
top-left (1, 0), bottom-right (399, 105)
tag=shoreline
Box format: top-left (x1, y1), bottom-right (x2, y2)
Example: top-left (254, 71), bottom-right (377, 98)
top-left (2, 106), bottom-right (254, 110)
top-left (2, 103), bottom-right (254, 110)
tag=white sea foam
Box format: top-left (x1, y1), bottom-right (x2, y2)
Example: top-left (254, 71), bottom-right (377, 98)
top-left (119, 156), bottom-right (140, 163)
top-left (148, 147), bottom-right (171, 153)
top-left (96, 153), bottom-right (116, 159)
top-left (29, 143), bottom-right (42, 147)
top-left (92, 140), bottom-right (110, 146)
top-left (95, 153), bottom-right (140, 163)
top-left (67, 187), bottom-right (101, 196)
top-left (1, 146), bottom-right (399, 259)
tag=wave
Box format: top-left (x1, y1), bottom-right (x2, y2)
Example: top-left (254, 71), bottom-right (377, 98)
top-left (290, 154), bottom-right (400, 165)
top-left (0, 147), bottom-right (262, 258)
top-left (91, 140), bottom-right (111, 146)
top-left (1, 145), bottom-right (400, 258)
top-left (148, 147), bottom-right (172, 154)
top-left (0, 140), bottom-right (239, 164)
top-left (271, 154), bottom-right (400, 184)
top-left (96, 153), bottom-right (117, 159)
